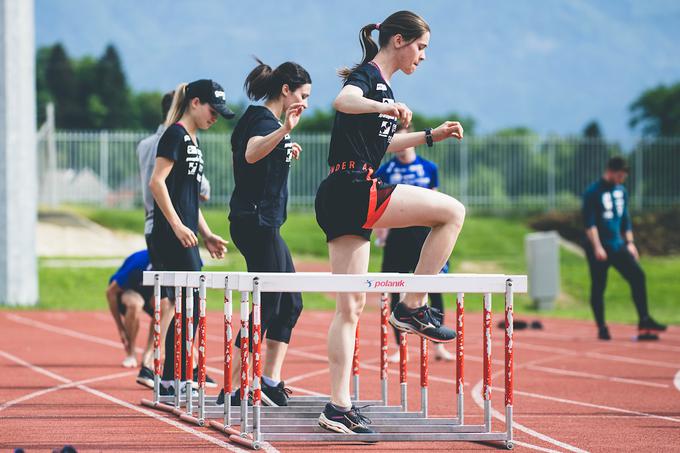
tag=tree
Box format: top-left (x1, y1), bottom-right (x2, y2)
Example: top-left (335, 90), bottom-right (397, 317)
top-left (95, 44), bottom-right (132, 128)
top-left (44, 44), bottom-right (79, 128)
top-left (629, 82), bottom-right (680, 137)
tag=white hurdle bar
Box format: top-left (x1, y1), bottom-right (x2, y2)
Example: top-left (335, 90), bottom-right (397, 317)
top-left (141, 271), bottom-right (525, 450)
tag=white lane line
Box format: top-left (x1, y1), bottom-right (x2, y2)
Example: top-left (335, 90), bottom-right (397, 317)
top-left (526, 365), bottom-right (669, 389)
top-left (512, 441), bottom-right (562, 453)
top-left (471, 380), bottom-right (589, 453)
top-left (675, 370), bottom-right (680, 392)
top-left (0, 350), bottom-right (255, 452)
top-left (511, 388), bottom-right (680, 424)
top-left (0, 366), bottom-right (136, 413)
top-left (6, 314), bottom-right (144, 354)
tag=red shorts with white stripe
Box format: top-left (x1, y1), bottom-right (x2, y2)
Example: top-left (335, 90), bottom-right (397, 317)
top-left (315, 161), bottom-right (396, 242)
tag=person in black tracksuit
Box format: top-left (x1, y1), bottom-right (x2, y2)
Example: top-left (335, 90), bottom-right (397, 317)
top-left (582, 156), bottom-right (666, 340)
top-left (218, 59), bottom-right (311, 407)
top-left (314, 11), bottom-right (467, 434)
top-left (149, 79), bottom-right (233, 394)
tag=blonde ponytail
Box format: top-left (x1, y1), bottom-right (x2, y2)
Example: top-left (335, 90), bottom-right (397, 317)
top-left (164, 82), bottom-right (189, 127)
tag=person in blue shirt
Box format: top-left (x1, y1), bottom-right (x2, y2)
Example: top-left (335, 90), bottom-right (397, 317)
top-left (106, 250), bottom-right (173, 385)
top-left (582, 156), bottom-right (666, 340)
top-left (375, 124), bottom-right (454, 362)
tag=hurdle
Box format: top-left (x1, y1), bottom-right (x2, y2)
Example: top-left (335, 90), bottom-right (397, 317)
top-left (141, 271), bottom-right (525, 450)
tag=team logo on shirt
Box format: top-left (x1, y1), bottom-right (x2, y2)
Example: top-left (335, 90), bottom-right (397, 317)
top-left (376, 83), bottom-right (387, 91)
top-left (186, 144), bottom-right (204, 177)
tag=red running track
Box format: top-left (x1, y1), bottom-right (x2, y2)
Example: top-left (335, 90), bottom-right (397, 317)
top-left (1, 307), bottom-right (680, 452)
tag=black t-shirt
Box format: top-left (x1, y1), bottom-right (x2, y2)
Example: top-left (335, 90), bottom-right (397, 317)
top-left (229, 105), bottom-right (293, 227)
top-left (151, 123), bottom-right (203, 241)
top-left (327, 62), bottom-right (398, 170)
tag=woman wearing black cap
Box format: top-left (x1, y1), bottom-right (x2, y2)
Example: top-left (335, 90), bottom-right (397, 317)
top-left (219, 59), bottom-right (311, 407)
top-left (149, 79), bottom-right (232, 395)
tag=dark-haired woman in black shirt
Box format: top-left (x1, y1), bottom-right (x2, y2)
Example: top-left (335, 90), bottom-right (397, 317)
top-left (221, 58), bottom-right (311, 407)
top-left (315, 11), bottom-right (466, 434)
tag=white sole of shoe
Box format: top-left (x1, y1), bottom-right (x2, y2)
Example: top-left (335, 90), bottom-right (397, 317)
top-left (318, 413), bottom-right (354, 434)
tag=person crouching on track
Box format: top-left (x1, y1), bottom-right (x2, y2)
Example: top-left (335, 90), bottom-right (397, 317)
top-left (219, 59), bottom-right (311, 407)
top-left (374, 124), bottom-right (454, 363)
top-left (314, 11), bottom-right (466, 434)
top-left (106, 249), bottom-right (173, 387)
top-left (149, 79), bottom-right (232, 396)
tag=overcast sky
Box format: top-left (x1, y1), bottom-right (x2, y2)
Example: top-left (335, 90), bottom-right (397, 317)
top-left (35, 0), bottom-right (680, 145)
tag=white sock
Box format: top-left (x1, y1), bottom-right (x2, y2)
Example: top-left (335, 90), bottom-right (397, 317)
top-left (262, 375), bottom-right (280, 387)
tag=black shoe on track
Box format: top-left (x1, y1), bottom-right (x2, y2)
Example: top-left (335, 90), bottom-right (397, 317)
top-left (261, 381), bottom-right (292, 407)
top-left (192, 368), bottom-right (218, 389)
top-left (159, 383), bottom-right (197, 397)
top-left (318, 403), bottom-right (374, 434)
top-left (216, 389), bottom-right (252, 406)
top-left (639, 317), bottom-right (666, 332)
top-left (389, 302), bottom-right (456, 343)
top-left (136, 366), bottom-right (154, 388)
top-left (598, 325), bottom-right (611, 341)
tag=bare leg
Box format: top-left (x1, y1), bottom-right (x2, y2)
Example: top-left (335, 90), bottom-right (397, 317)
top-left (373, 184), bottom-right (465, 308)
top-left (121, 291), bottom-right (144, 368)
top-left (263, 339), bottom-right (289, 382)
top-left (327, 236), bottom-right (370, 408)
top-left (158, 298), bottom-right (174, 363)
top-left (141, 317), bottom-right (154, 368)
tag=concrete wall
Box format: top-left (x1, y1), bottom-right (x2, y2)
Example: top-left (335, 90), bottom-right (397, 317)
top-left (0, 0), bottom-right (38, 305)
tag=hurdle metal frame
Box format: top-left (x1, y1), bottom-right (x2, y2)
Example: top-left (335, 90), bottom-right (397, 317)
top-left (141, 271), bottom-right (526, 450)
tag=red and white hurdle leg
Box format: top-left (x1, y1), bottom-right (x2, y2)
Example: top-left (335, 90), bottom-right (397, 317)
top-left (352, 323), bottom-right (360, 401)
top-left (399, 332), bottom-right (408, 411)
top-left (184, 287), bottom-right (194, 414)
top-left (483, 292), bottom-right (492, 432)
top-left (456, 292), bottom-right (465, 423)
top-left (420, 336), bottom-right (428, 417)
top-left (380, 292), bottom-right (389, 405)
top-left (153, 274), bottom-right (161, 403)
top-left (173, 286), bottom-right (183, 408)
top-left (505, 280), bottom-right (514, 447)
top-left (239, 290), bottom-right (250, 436)
top-left (197, 276), bottom-right (207, 423)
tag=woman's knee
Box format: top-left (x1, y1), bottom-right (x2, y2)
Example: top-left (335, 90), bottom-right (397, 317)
top-left (335, 293), bottom-right (366, 324)
top-left (436, 197), bottom-right (466, 228)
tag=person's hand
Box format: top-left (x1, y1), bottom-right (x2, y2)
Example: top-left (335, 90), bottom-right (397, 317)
top-left (172, 223), bottom-right (198, 248)
top-left (291, 142), bottom-right (302, 160)
top-left (118, 328), bottom-right (129, 349)
top-left (594, 245), bottom-right (608, 261)
top-left (379, 102), bottom-right (412, 128)
top-left (204, 233), bottom-right (228, 259)
top-left (283, 102), bottom-right (306, 133)
top-left (433, 121), bottom-right (464, 142)
top-left (627, 242), bottom-right (639, 261)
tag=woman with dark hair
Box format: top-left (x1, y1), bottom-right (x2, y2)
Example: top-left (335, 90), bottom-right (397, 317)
top-left (149, 79), bottom-right (232, 395)
top-left (315, 11), bottom-right (466, 434)
top-left (218, 58), bottom-right (311, 407)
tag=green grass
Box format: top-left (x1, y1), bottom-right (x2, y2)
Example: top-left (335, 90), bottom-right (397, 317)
top-left (30, 208), bottom-right (680, 325)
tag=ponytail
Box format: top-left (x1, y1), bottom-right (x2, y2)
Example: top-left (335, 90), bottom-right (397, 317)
top-left (338, 11), bottom-right (430, 81)
top-left (244, 56), bottom-right (311, 101)
top-left (164, 82), bottom-right (189, 127)
top-left (338, 23), bottom-right (379, 80)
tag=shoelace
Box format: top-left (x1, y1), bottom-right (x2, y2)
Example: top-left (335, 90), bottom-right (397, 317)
top-left (417, 305), bottom-right (443, 327)
top-left (278, 384), bottom-right (292, 397)
top-left (349, 405), bottom-right (373, 425)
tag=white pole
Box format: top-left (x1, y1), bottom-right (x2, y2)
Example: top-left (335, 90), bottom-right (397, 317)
top-left (0, 0), bottom-right (38, 306)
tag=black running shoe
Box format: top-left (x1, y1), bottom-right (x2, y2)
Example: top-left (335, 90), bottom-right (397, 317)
top-left (598, 325), bottom-right (611, 341)
top-left (637, 331), bottom-right (660, 341)
top-left (318, 403), bottom-right (374, 434)
top-left (639, 317), bottom-right (667, 332)
top-left (261, 381), bottom-right (292, 407)
top-left (389, 302), bottom-right (456, 343)
top-left (159, 383), bottom-right (197, 397)
top-left (136, 366), bottom-right (154, 388)
top-left (192, 368), bottom-right (218, 389)
top-left (216, 389), bottom-right (252, 406)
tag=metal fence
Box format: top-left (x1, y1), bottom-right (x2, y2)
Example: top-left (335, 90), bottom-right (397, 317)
top-left (37, 126), bottom-right (680, 212)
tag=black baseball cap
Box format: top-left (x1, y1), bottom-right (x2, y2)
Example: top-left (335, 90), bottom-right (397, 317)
top-left (607, 156), bottom-right (630, 172)
top-left (186, 79), bottom-right (235, 119)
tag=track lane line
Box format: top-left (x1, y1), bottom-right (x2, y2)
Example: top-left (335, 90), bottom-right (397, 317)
top-left (0, 350), bottom-right (257, 452)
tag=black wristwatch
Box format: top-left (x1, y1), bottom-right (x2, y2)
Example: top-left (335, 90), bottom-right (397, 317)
top-left (424, 128), bottom-right (433, 147)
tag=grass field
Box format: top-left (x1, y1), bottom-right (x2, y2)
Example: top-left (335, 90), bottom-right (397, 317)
top-left (30, 207), bottom-right (680, 325)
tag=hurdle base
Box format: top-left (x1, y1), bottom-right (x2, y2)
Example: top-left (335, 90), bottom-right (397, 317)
top-left (208, 420), bottom-right (241, 437)
top-left (141, 398), bottom-right (178, 415)
top-left (179, 412), bottom-right (204, 426)
top-left (229, 434), bottom-right (261, 450)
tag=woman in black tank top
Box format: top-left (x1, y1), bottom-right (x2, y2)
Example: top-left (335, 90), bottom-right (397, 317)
top-left (315, 11), bottom-right (467, 434)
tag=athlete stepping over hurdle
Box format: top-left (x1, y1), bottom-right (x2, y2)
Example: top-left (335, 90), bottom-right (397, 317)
top-left (374, 124), bottom-right (454, 363)
top-left (149, 79), bottom-right (232, 397)
top-left (314, 11), bottom-right (466, 434)
top-left (217, 59), bottom-right (311, 407)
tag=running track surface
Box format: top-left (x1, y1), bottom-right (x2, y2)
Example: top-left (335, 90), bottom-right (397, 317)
top-left (2, 305), bottom-right (680, 452)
